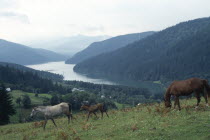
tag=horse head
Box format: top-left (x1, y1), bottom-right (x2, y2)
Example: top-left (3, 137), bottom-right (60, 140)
top-left (80, 104), bottom-right (91, 111)
top-left (80, 105), bottom-right (86, 111)
top-left (164, 99), bottom-right (172, 108)
top-left (164, 92), bottom-right (172, 108)
top-left (30, 107), bottom-right (38, 118)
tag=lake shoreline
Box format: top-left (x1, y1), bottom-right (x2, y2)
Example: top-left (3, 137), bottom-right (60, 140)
top-left (26, 61), bottom-right (116, 85)
top-left (26, 61), bottom-right (164, 94)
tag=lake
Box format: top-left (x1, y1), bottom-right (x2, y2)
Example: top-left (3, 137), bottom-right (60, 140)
top-left (26, 61), bottom-right (116, 85)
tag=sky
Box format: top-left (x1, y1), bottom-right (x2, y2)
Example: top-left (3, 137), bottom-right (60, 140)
top-left (0, 0), bottom-right (210, 44)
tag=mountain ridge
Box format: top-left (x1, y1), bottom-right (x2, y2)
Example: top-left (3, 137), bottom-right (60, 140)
top-left (0, 39), bottom-right (66, 65)
top-left (74, 17), bottom-right (210, 81)
top-left (24, 35), bottom-right (110, 56)
top-left (66, 31), bottom-right (155, 64)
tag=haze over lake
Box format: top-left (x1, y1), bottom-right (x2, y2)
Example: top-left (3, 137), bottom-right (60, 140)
top-left (26, 61), bottom-right (116, 85)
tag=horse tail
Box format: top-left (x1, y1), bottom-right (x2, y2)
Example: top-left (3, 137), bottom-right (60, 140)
top-left (68, 103), bottom-right (72, 114)
top-left (203, 79), bottom-right (210, 97)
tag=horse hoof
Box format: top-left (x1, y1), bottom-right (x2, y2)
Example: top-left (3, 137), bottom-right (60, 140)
top-left (195, 106), bottom-right (199, 109)
top-left (206, 104), bottom-right (209, 107)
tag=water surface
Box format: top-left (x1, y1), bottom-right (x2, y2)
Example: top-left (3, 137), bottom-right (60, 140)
top-left (26, 61), bottom-right (116, 85)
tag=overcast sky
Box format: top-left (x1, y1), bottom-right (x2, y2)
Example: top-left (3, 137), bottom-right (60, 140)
top-left (0, 0), bottom-right (210, 43)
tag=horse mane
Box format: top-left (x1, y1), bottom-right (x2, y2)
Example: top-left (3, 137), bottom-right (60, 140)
top-left (37, 106), bottom-right (47, 109)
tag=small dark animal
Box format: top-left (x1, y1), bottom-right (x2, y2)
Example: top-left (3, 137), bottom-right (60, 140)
top-left (30, 102), bottom-right (73, 130)
top-left (80, 103), bottom-right (109, 121)
top-left (164, 78), bottom-right (210, 110)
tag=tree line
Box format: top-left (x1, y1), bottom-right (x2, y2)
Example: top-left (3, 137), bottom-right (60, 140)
top-left (0, 65), bottom-right (71, 94)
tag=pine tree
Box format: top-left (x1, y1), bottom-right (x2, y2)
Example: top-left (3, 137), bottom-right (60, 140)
top-left (0, 84), bottom-right (16, 125)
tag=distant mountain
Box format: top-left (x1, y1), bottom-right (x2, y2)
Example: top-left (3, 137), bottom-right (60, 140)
top-left (25, 35), bottom-right (110, 57)
top-left (66, 32), bottom-right (155, 64)
top-left (0, 39), bottom-right (66, 65)
top-left (0, 62), bottom-right (63, 81)
top-left (74, 17), bottom-right (210, 81)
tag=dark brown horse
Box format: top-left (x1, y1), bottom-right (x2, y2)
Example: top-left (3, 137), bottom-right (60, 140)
top-left (80, 103), bottom-right (109, 121)
top-left (164, 78), bottom-right (210, 110)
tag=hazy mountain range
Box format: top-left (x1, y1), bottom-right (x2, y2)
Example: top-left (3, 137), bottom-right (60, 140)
top-left (74, 17), bottom-right (210, 81)
top-left (24, 35), bottom-right (110, 57)
top-left (66, 32), bottom-right (155, 64)
top-left (0, 39), bottom-right (66, 65)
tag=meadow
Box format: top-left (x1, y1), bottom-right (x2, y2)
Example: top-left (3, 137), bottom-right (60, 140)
top-left (0, 98), bottom-right (209, 140)
top-left (9, 90), bottom-right (52, 123)
top-left (10, 90), bottom-right (52, 106)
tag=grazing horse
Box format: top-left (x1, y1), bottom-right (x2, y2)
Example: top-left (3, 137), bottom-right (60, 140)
top-left (80, 103), bottom-right (109, 121)
top-left (30, 102), bottom-right (72, 130)
top-left (164, 78), bottom-right (210, 110)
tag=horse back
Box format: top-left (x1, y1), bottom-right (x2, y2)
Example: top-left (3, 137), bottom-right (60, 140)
top-left (49, 102), bottom-right (69, 115)
top-left (169, 78), bottom-right (205, 95)
top-left (97, 103), bottom-right (107, 112)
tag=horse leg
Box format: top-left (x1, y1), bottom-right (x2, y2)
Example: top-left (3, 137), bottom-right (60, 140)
top-left (203, 92), bottom-right (209, 107)
top-left (177, 97), bottom-right (181, 110)
top-left (105, 111), bottom-right (109, 118)
top-left (174, 96), bottom-right (178, 109)
top-left (195, 92), bottom-right (201, 108)
top-left (101, 111), bottom-right (103, 119)
top-left (67, 114), bottom-right (70, 124)
top-left (51, 118), bottom-right (57, 127)
top-left (43, 117), bottom-right (48, 130)
top-left (70, 113), bottom-right (73, 121)
top-left (93, 112), bottom-right (98, 119)
top-left (87, 112), bottom-right (91, 121)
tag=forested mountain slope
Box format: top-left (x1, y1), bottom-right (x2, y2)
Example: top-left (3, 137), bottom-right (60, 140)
top-left (0, 62), bottom-right (63, 81)
top-left (66, 32), bottom-right (155, 64)
top-left (0, 64), bottom-right (70, 94)
top-left (74, 17), bottom-right (210, 81)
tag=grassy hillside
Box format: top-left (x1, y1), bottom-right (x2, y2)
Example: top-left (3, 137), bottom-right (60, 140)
top-left (10, 90), bottom-right (51, 106)
top-left (1, 98), bottom-right (209, 140)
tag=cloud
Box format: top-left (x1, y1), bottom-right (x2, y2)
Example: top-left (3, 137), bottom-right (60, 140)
top-left (0, 0), bottom-right (210, 44)
top-left (85, 25), bottom-right (105, 32)
top-left (0, 11), bottom-right (30, 24)
top-left (0, 0), bottom-right (18, 9)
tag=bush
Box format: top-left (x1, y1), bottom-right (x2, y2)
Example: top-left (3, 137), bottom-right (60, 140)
top-left (22, 95), bottom-right (31, 109)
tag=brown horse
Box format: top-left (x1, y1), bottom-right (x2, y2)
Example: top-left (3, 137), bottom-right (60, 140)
top-left (164, 78), bottom-right (210, 110)
top-left (80, 103), bottom-right (109, 121)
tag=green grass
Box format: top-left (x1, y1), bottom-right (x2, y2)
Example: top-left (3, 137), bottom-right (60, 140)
top-left (9, 90), bottom-right (52, 123)
top-left (114, 102), bottom-right (132, 109)
top-left (1, 98), bottom-right (209, 140)
top-left (10, 90), bottom-right (52, 106)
